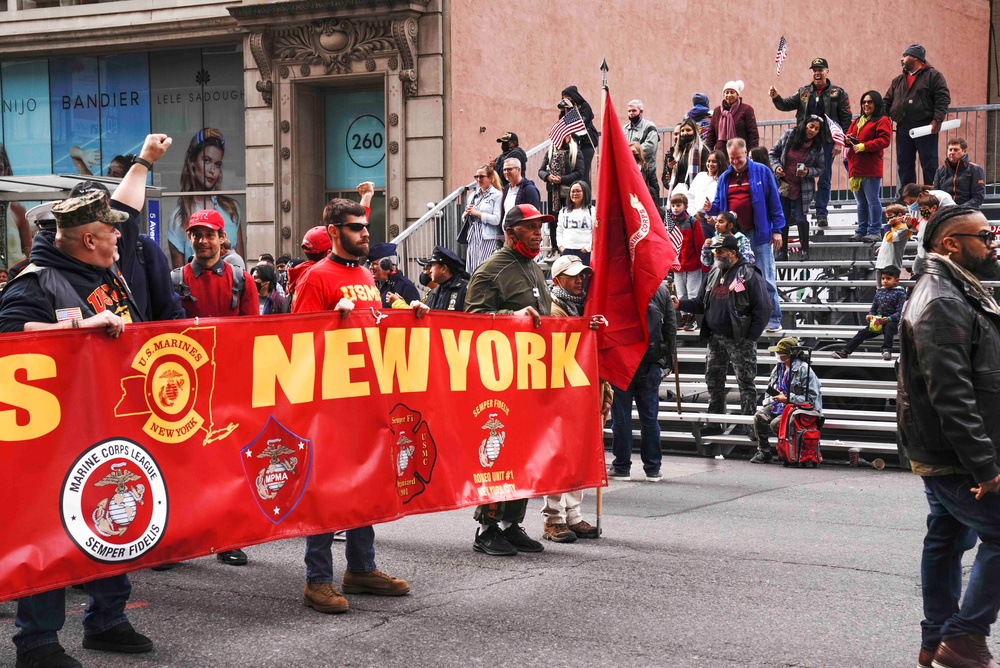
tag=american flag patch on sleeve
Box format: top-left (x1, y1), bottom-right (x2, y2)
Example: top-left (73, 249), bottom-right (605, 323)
top-left (55, 307), bottom-right (83, 322)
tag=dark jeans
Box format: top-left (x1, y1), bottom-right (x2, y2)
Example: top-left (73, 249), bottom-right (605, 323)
top-left (813, 140), bottom-right (835, 219)
top-left (896, 128), bottom-right (940, 191)
top-left (304, 527), bottom-right (377, 583)
top-left (843, 320), bottom-right (898, 354)
top-left (610, 365), bottom-right (663, 475)
top-left (779, 196), bottom-right (809, 255)
top-left (920, 474), bottom-right (1000, 647)
top-left (474, 499), bottom-right (528, 525)
top-left (14, 575), bottom-right (131, 654)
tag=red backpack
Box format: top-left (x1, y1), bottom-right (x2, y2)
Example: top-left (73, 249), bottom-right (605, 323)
top-left (776, 403), bottom-right (823, 467)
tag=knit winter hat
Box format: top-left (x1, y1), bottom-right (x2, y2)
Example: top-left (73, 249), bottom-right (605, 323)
top-left (722, 80), bottom-right (744, 96)
top-left (692, 93), bottom-right (709, 107)
top-left (903, 44), bottom-right (926, 62)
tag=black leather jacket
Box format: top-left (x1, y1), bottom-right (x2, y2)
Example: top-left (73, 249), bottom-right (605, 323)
top-left (898, 256), bottom-right (1000, 482)
top-left (425, 274), bottom-right (468, 312)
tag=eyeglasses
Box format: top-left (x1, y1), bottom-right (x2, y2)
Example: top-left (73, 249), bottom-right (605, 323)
top-left (950, 231), bottom-right (997, 245)
top-left (474, 174), bottom-right (489, 179)
top-left (336, 222), bottom-right (370, 232)
top-left (502, 167), bottom-right (517, 172)
top-left (861, 100), bottom-right (875, 105)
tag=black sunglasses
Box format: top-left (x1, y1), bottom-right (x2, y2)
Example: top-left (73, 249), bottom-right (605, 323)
top-left (950, 231), bottom-right (997, 245)
top-left (336, 222), bottom-right (370, 232)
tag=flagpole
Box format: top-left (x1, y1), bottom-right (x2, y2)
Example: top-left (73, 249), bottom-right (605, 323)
top-left (596, 56), bottom-right (608, 538)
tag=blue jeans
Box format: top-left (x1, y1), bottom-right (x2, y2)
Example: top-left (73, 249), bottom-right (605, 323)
top-left (920, 474), bottom-right (1000, 647)
top-left (14, 575), bottom-right (131, 654)
top-left (610, 365), bottom-right (662, 475)
top-left (813, 140), bottom-right (835, 218)
top-left (751, 241), bottom-right (781, 329)
top-left (304, 527), bottom-right (376, 583)
top-left (896, 129), bottom-right (940, 192)
top-left (853, 177), bottom-right (884, 236)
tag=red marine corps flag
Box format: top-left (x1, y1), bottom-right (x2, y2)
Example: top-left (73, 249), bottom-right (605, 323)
top-left (585, 89), bottom-right (675, 390)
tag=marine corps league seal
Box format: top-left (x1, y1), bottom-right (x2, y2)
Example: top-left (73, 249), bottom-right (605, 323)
top-left (60, 438), bottom-right (168, 564)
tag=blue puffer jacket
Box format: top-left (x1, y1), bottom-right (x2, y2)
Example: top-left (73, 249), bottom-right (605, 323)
top-left (707, 160), bottom-right (786, 246)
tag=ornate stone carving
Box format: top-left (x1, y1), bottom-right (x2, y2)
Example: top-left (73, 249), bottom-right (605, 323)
top-left (388, 140), bottom-right (398, 155)
top-left (274, 18), bottom-right (396, 75)
top-left (388, 56), bottom-right (398, 71)
top-left (279, 66), bottom-right (289, 79)
top-left (281, 226), bottom-right (292, 240)
top-left (280, 147), bottom-right (291, 160)
top-left (248, 32), bottom-right (273, 107)
top-left (392, 18), bottom-right (419, 97)
top-left (280, 120), bottom-right (290, 133)
top-left (365, 58), bottom-right (376, 72)
top-left (387, 113), bottom-right (398, 127)
top-left (300, 64), bottom-right (311, 76)
top-left (389, 198), bottom-right (399, 211)
top-left (282, 199), bottom-right (291, 213)
top-left (389, 224), bottom-right (399, 236)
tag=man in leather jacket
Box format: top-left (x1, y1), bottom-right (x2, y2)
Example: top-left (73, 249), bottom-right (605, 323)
top-left (898, 205), bottom-right (1000, 668)
top-left (676, 235), bottom-right (770, 435)
top-left (422, 245), bottom-right (468, 312)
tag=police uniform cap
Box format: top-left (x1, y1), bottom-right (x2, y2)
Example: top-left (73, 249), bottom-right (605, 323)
top-left (368, 242), bottom-right (397, 261)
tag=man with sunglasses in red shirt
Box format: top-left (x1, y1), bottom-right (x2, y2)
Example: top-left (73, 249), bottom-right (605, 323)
top-left (292, 198), bottom-right (428, 614)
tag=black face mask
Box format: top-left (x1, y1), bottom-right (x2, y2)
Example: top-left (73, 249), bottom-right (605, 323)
top-left (501, 142), bottom-right (511, 152)
top-left (418, 272), bottom-right (432, 287)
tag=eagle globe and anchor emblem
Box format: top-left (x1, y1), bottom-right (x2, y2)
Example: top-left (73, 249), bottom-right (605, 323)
top-left (254, 439), bottom-right (299, 500)
top-left (478, 413), bottom-right (506, 468)
top-left (395, 433), bottom-right (415, 476)
top-left (92, 463), bottom-right (146, 537)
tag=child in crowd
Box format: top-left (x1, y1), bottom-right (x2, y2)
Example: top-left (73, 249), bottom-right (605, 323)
top-left (667, 192), bottom-right (706, 330)
top-left (910, 193), bottom-right (941, 275)
top-left (700, 211), bottom-right (755, 267)
top-left (875, 204), bottom-right (912, 282)
top-left (833, 264), bottom-right (906, 361)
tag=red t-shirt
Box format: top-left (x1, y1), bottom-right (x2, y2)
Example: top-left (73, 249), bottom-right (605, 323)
top-left (180, 260), bottom-right (257, 318)
top-left (727, 170), bottom-right (754, 233)
top-left (291, 257), bottom-right (381, 314)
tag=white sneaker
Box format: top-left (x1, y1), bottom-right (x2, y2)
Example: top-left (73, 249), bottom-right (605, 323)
top-left (645, 472), bottom-right (663, 482)
top-left (765, 325), bottom-right (783, 333)
top-left (714, 454), bottom-right (725, 460)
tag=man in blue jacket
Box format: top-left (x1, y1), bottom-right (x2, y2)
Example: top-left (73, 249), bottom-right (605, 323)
top-left (498, 158), bottom-right (542, 224)
top-left (932, 138), bottom-right (986, 209)
top-left (701, 138), bottom-right (785, 332)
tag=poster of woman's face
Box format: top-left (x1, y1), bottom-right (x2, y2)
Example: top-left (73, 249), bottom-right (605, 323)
top-left (0, 47), bottom-right (245, 269)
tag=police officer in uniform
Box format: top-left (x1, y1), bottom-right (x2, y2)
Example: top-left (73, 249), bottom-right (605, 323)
top-left (368, 242), bottom-right (420, 307)
top-left (422, 245), bottom-right (469, 311)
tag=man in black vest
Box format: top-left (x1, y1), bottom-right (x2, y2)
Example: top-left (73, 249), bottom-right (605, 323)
top-left (0, 192), bottom-right (154, 668)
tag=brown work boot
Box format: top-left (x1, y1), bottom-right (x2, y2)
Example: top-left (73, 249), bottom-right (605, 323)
top-left (303, 582), bottom-right (349, 614)
top-left (933, 635), bottom-right (999, 667)
top-left (920, 645), bottom-right (937, 668)
top-left (342, 569), bottom-right (410, 596)
top-left (568, 520), bottom-right (600, 539)
top-left (542, 523), bottom-right (577, 543)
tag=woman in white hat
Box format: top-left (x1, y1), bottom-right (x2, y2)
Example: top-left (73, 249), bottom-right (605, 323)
top-left (705, 80), bottom-right (760, 152)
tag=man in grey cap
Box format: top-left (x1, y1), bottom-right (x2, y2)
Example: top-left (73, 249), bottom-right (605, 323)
top-left (884, 44), bottom-right (952, 191)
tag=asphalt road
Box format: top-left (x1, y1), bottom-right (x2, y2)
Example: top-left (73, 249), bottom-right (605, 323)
top-left (0, 455), bottom-right (984, 668)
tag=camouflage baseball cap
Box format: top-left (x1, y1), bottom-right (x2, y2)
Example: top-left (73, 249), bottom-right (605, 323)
top-left (51, 190), bottom-right (128, 228)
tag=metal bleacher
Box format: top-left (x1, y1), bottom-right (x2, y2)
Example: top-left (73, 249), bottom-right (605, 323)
top-left (605, 205), bottom-right (1000, 466)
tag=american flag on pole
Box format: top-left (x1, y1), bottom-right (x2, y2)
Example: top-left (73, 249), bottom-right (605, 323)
top-left (826, 115), bottom-right (846, 155)
top-left (548, 107), bottom-right (586, 149)
top-left (774, 36), bottom-right (788, 77)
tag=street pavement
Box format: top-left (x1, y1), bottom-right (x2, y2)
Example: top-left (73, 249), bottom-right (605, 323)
top-left (0, 454), bottom-right (987, 667)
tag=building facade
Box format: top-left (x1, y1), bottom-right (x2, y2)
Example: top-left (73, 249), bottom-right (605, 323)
top-left (0, 0), bottom-right (992, 268)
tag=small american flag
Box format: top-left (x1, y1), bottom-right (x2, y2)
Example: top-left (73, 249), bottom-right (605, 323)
top-left (56, 307), bottom-right (83, 322)
top-left (667, 221), bottom-right (683, 272)
top-left (728, 275), bottom-right (746, 293)
top-left (774, 36), bottom-right (788, 77)
top-left (826, 115), bottom-right (846, 155)
top-left (548, 107), bottom-right (586, 150)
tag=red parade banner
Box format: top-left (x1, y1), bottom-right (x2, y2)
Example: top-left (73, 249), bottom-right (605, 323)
top-left (0, 310), bottom-right (605, 602)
